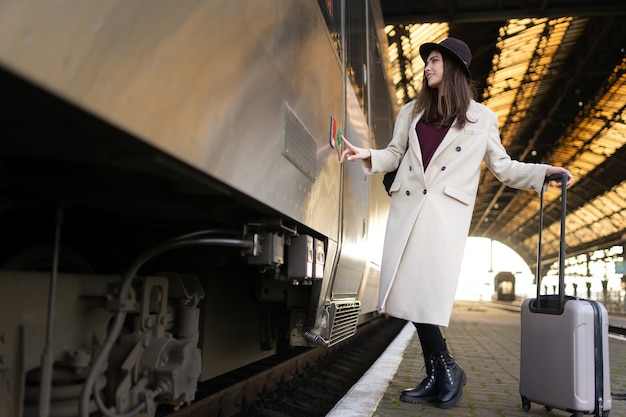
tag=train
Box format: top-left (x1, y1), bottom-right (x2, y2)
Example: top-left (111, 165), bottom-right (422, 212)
top-left (0, 0), bottom-right (399, 416)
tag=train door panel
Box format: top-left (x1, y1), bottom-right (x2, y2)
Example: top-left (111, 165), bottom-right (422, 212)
top-left (331, 81), bottom-right (370, 298)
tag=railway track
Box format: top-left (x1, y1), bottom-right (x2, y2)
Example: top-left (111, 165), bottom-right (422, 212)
top-left (482, 300), bottom-right (626, 337)
top-left (157, 316), bottom-right (407, 417)
top-left (610, 324), bottom-right (626, 337)
top-left (157, 301), bottom-right (625, 417)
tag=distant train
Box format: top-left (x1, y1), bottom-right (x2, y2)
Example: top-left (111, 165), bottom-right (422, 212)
top-left (0, 0), bottom-right (398, 416)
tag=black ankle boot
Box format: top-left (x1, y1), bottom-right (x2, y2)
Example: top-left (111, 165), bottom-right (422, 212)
top-left (400, 354), bottom-right (438, 404)
top-left (435, 349), bottom-right (467, 408)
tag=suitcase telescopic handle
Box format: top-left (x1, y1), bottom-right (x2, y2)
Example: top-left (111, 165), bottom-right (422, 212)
top-left (536, 173), bottom-right (568, 309)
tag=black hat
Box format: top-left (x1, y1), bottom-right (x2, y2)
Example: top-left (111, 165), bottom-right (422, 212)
top-left (419, 37), bottom-right (472, 79)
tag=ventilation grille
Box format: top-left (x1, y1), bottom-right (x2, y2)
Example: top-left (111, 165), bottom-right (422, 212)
top-left (282, 103), bottom-right (317, 182)
top-left (327, 300), bottom-right (361, 347)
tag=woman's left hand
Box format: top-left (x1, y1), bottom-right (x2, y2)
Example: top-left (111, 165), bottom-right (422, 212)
top-left (546, 166), bottom-right (574, 187)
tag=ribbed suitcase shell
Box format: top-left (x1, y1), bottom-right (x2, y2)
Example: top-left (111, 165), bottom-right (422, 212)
top-left (519, 174), bottom-right (611, 416)
top-left (520, 297), bottom-right (612, 415)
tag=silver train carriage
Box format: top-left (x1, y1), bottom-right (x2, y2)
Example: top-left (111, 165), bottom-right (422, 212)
top-left (0, 0), bottom-right (398, 416)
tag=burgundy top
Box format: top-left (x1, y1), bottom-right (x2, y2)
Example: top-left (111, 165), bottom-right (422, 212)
top-left (416, 119), bottom-right (450, 170)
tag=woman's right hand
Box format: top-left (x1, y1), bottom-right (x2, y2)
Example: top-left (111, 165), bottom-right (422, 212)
top-left (546, 166), bottom-right (574, 188)
top-left (339, 136), bottom-right (371, 163)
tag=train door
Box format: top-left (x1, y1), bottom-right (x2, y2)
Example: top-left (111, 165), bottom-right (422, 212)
top-left (330, 0), bottom-right (371, 300)
top-left (330, 0), bottom-right (396, 312)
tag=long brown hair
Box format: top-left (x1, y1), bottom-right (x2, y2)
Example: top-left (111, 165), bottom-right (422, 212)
top-left (411, 52), bottom-right (477, 128)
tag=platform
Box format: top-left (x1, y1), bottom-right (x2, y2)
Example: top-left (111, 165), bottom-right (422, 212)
top-left (328, 300), bottom-right (626, 417)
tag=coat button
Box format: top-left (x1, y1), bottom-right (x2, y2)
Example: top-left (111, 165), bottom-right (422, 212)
top-left (423, 189), bottom-right (427, 194)
top-left (441, 166), bottom-right (446, 171)
top-left (406, 190), bottom-right (411, 196)
top-left (409, 166), bottom-right (412, 171)
top-left (456, 146), bottom-right (462, 152)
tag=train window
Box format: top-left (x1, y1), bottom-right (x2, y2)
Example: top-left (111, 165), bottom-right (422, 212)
top-left (317, 0), bottom-right (368, 118)
top-left (367, 24), bottom-right (396, 148)
top-left (317, 0), bottom-right (396, 132)
top-left (317, 0), bottom-right (341, 50)
top-left (345, 0), bottom-right (368, 115)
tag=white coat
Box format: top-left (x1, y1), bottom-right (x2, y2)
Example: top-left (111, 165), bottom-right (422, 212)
top-left (364, 100), bottom-right (549, 327)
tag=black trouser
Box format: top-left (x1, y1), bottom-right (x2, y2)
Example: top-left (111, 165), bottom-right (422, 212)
top-left (413, 322), bottom-right (446, 355)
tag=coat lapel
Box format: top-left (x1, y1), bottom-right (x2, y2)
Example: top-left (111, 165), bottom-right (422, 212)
top-left (408, 112), bottom-right (423, 166)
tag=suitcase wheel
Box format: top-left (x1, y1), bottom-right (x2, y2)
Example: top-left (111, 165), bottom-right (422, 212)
top-left (521, 396), bottom-right (530, 412)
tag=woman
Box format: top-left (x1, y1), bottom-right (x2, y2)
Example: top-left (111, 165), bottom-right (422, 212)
top-left (340, 37), bottom-right (573, 409)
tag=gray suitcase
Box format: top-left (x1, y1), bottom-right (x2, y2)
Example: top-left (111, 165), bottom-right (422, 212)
top-left (520, 174), bottom-right (612, 417)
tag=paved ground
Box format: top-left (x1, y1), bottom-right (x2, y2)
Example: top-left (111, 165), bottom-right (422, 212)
top-left (372, 301), bottom-right (626, 417)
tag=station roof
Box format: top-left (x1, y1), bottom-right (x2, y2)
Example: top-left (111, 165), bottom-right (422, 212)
top-left (380, 0), bottom-right (626, 268)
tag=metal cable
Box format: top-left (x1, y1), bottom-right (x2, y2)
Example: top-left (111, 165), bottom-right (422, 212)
top-left (80, 234), bottom-right (253, 417)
